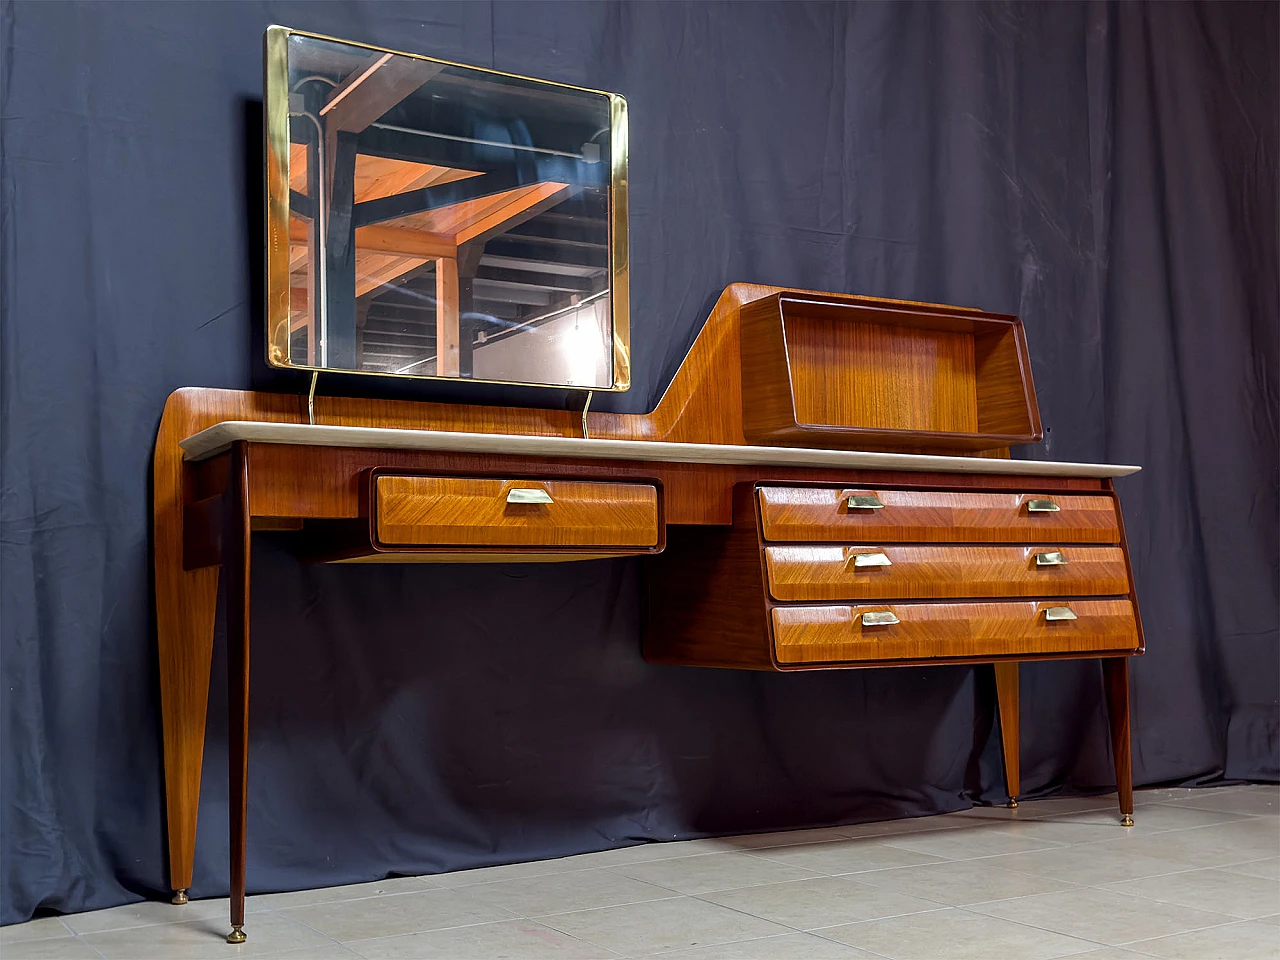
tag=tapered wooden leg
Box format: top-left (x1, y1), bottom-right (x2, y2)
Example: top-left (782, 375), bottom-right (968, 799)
top-left (157, 461), bottom-right (221, 902)
top-left (993, 662), bottom-right (1020, 807)
top-left (1101, 657), bottom-right (1135, 826)
top-left (225, 444), bottom-right (252, 943)
top-left (158, 567), bottom-right (218, 905)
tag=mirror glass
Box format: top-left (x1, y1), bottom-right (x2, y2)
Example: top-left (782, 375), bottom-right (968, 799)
top-left (268, 30), bottom-right (627, 389)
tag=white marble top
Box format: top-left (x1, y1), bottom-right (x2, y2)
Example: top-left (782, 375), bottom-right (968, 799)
top-left (179, 421), bottom-right (1141, 478)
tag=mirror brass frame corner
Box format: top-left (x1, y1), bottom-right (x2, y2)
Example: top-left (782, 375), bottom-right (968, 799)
top-left (262, 26), bottom-right (632, 392)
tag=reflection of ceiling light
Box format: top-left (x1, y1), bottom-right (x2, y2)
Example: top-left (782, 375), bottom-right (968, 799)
top-left (563, 305), bottom-right (600, 386)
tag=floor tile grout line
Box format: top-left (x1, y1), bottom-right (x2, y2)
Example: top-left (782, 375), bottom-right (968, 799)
top-left (1115, 916), bottom-right (1277, 951)
top-left (948, 889), bottom-right (1257, 952)
top-left (1057, 814), bottom-right (1279, 850)
top-left (945, 899), bottom-right (1142, 953)
top-left (1076, 877), bottom-right (1280, 922)
top-left (244, 905), bottom-right (355, 953)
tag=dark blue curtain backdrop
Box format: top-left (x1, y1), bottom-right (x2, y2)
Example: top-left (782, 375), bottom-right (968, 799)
top-left (2, 0), bottom-right (1276, 925)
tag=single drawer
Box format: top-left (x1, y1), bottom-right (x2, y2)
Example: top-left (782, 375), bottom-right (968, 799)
top-left (374, 476), bottom-right (659, 548)
top-left (758, 487), bottom-right (1119, 543)
top-left (773, 599), bottom-right (1140, 664)
top-left (764, 544), bottom-right (1130, 601)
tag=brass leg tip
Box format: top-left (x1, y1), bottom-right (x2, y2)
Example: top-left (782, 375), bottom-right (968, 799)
top-left (1121, 814), bottom-right (1135, 827)
top-left (1008, 800), bottom-right (1018, 809)
top-left (226, 927), bottom-right (246, 944)
top-left (171, 889), bottom-right (188, 905)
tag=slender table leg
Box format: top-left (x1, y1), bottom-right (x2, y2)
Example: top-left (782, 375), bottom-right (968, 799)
top-left (993, 662), bottom-right (1020, 808)
top-left (225, 444), bottom-right (252, 943)
top-left (1101, 657), bottom-right (1135, 826)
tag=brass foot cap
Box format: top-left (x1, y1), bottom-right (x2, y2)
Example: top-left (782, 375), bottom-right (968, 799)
top-left (171, 890), bottom-right (188, 905)
top-left (1008, 800), bottom-right (1018, 809)
top-left (226, 927), bottom-right (246, 944)
top-left (1121, 814), bottom-right (1135, 827)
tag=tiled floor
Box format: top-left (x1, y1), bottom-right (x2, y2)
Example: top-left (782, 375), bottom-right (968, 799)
top-left (4, 785), bottom-right (1277, 960)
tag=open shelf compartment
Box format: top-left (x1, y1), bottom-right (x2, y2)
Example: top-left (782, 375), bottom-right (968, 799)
top-left (739, 292), bottom-right (1042, 451)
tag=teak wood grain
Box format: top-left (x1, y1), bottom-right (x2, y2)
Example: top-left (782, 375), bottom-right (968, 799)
top-left (374, 475), bottom-right (659, 547)
top-left (993, 662), bottom-right (1020, 803)
top-left (771, 599), bottom-right (1141, 665)
top-left (758, 487), bottom-right (1121, 544)
top-left (1102, 657), bottom-right (1135, 818)
top-left (763, 544), bottom-right (1130, 601)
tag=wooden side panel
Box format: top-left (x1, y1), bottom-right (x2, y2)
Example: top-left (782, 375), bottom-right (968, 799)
top-left (738, 295), bottom-right (800, 444)
top-left (772, 600), bottom-right (1141, 664)
top-left (643, 486), bottom-right (775, 670)
top-left (758, 488), bottom-right (1121, 544)
top-left (375, 476), bottom-right (659, 547)
top-left (764, 544), bottom-right (1130, 601)
top-left (974, 326), bottom-right (1040, 437)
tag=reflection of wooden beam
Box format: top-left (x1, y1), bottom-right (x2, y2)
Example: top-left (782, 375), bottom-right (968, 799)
top-left (355, 225), bottom-right (455, 259)
top-left (321, 54), bottom-right (393, 117)
top-left (289, 219), bottom-right (455, 259)
top-left (436, 257), bottom-right (460, 376)
top-left (323, 57), bottom-right (442, 134)
top-left (454, 183), bottom-right (574, 246)
top-left (355, 254), bottom-right (429, 298)
top-left (354, 169), bottom-right (521, 227)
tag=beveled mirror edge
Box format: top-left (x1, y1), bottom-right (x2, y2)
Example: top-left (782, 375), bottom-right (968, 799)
top-left (262, 25), bottom-right (632, 393)
top-left (264, 26), bottom-right (291, 369)
top-left (609, 93), bottom-right (630, 392)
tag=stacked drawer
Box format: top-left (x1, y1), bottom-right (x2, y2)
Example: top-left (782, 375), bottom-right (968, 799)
top-left (757, 486), bottom-right (1141, 665)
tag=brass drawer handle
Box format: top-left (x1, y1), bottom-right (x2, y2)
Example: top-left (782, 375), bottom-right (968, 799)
top-left (506, 488), bottom-right (554, 504)
top-left (846, 494), bottom-right (885, 510)
top-left (848, 550), bottom-right (892, 568)
top-left (1035, 551), bottom-right (1068, 566)
top-left (1027, 499), bottom-right (1061, 513)
top-left (861, 610), bottom-right (900, 627)
top-left (1044, 606), bottom-right (1078, 622)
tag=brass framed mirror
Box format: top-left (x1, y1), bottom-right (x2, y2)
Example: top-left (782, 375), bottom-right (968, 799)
top-left (264, 27), bottom-right (629, 390)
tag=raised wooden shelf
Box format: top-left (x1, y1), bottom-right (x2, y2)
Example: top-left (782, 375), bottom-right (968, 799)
top-left (740, 292), bottom-right (1042, 451)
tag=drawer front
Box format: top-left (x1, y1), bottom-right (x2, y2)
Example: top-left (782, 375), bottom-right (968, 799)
top-left (764, 544), bottom-right (1130, 602)
top-left (375, 476), bottom-right (659, 548)
top-left (758, 487), bottom-right (1119, 543)
top-left (772, 599), bottom-right (1139, 664)
top-left (768, 599), bottom-right (1141, 665)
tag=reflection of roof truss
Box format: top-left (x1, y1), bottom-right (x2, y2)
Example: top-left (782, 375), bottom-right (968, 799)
top-left (286, 49), bottom-right (611, 372)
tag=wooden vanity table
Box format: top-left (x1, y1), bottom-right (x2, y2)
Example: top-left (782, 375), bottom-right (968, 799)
top-left (156, 283), bottom-right (1143, 942)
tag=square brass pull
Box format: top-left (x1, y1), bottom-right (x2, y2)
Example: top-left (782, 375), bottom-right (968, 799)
top-left (861, 610), bottom-right (900, 627)
top-left (850, 550), bottom-right (892, 568)
top-left (846, 494), bottom-right (885, 510)
top-left (1027, 499), bottom-right (1061, 513)
top-left (1035, 551), bottom-right (1068, 566)
top-left (506, 488), bottom-right (554, 504)
top-left (1044, 606), bottom-right (1078, 622)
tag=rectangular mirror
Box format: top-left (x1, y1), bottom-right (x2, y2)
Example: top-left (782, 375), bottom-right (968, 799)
top-left (264, 27), bottom-right (629, 390)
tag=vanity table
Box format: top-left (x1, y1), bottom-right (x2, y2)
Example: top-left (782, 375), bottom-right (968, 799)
top-left (155, 282), bottom-right (1144, 942)
top-left (157, 28), bottom-right (1144, 942)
